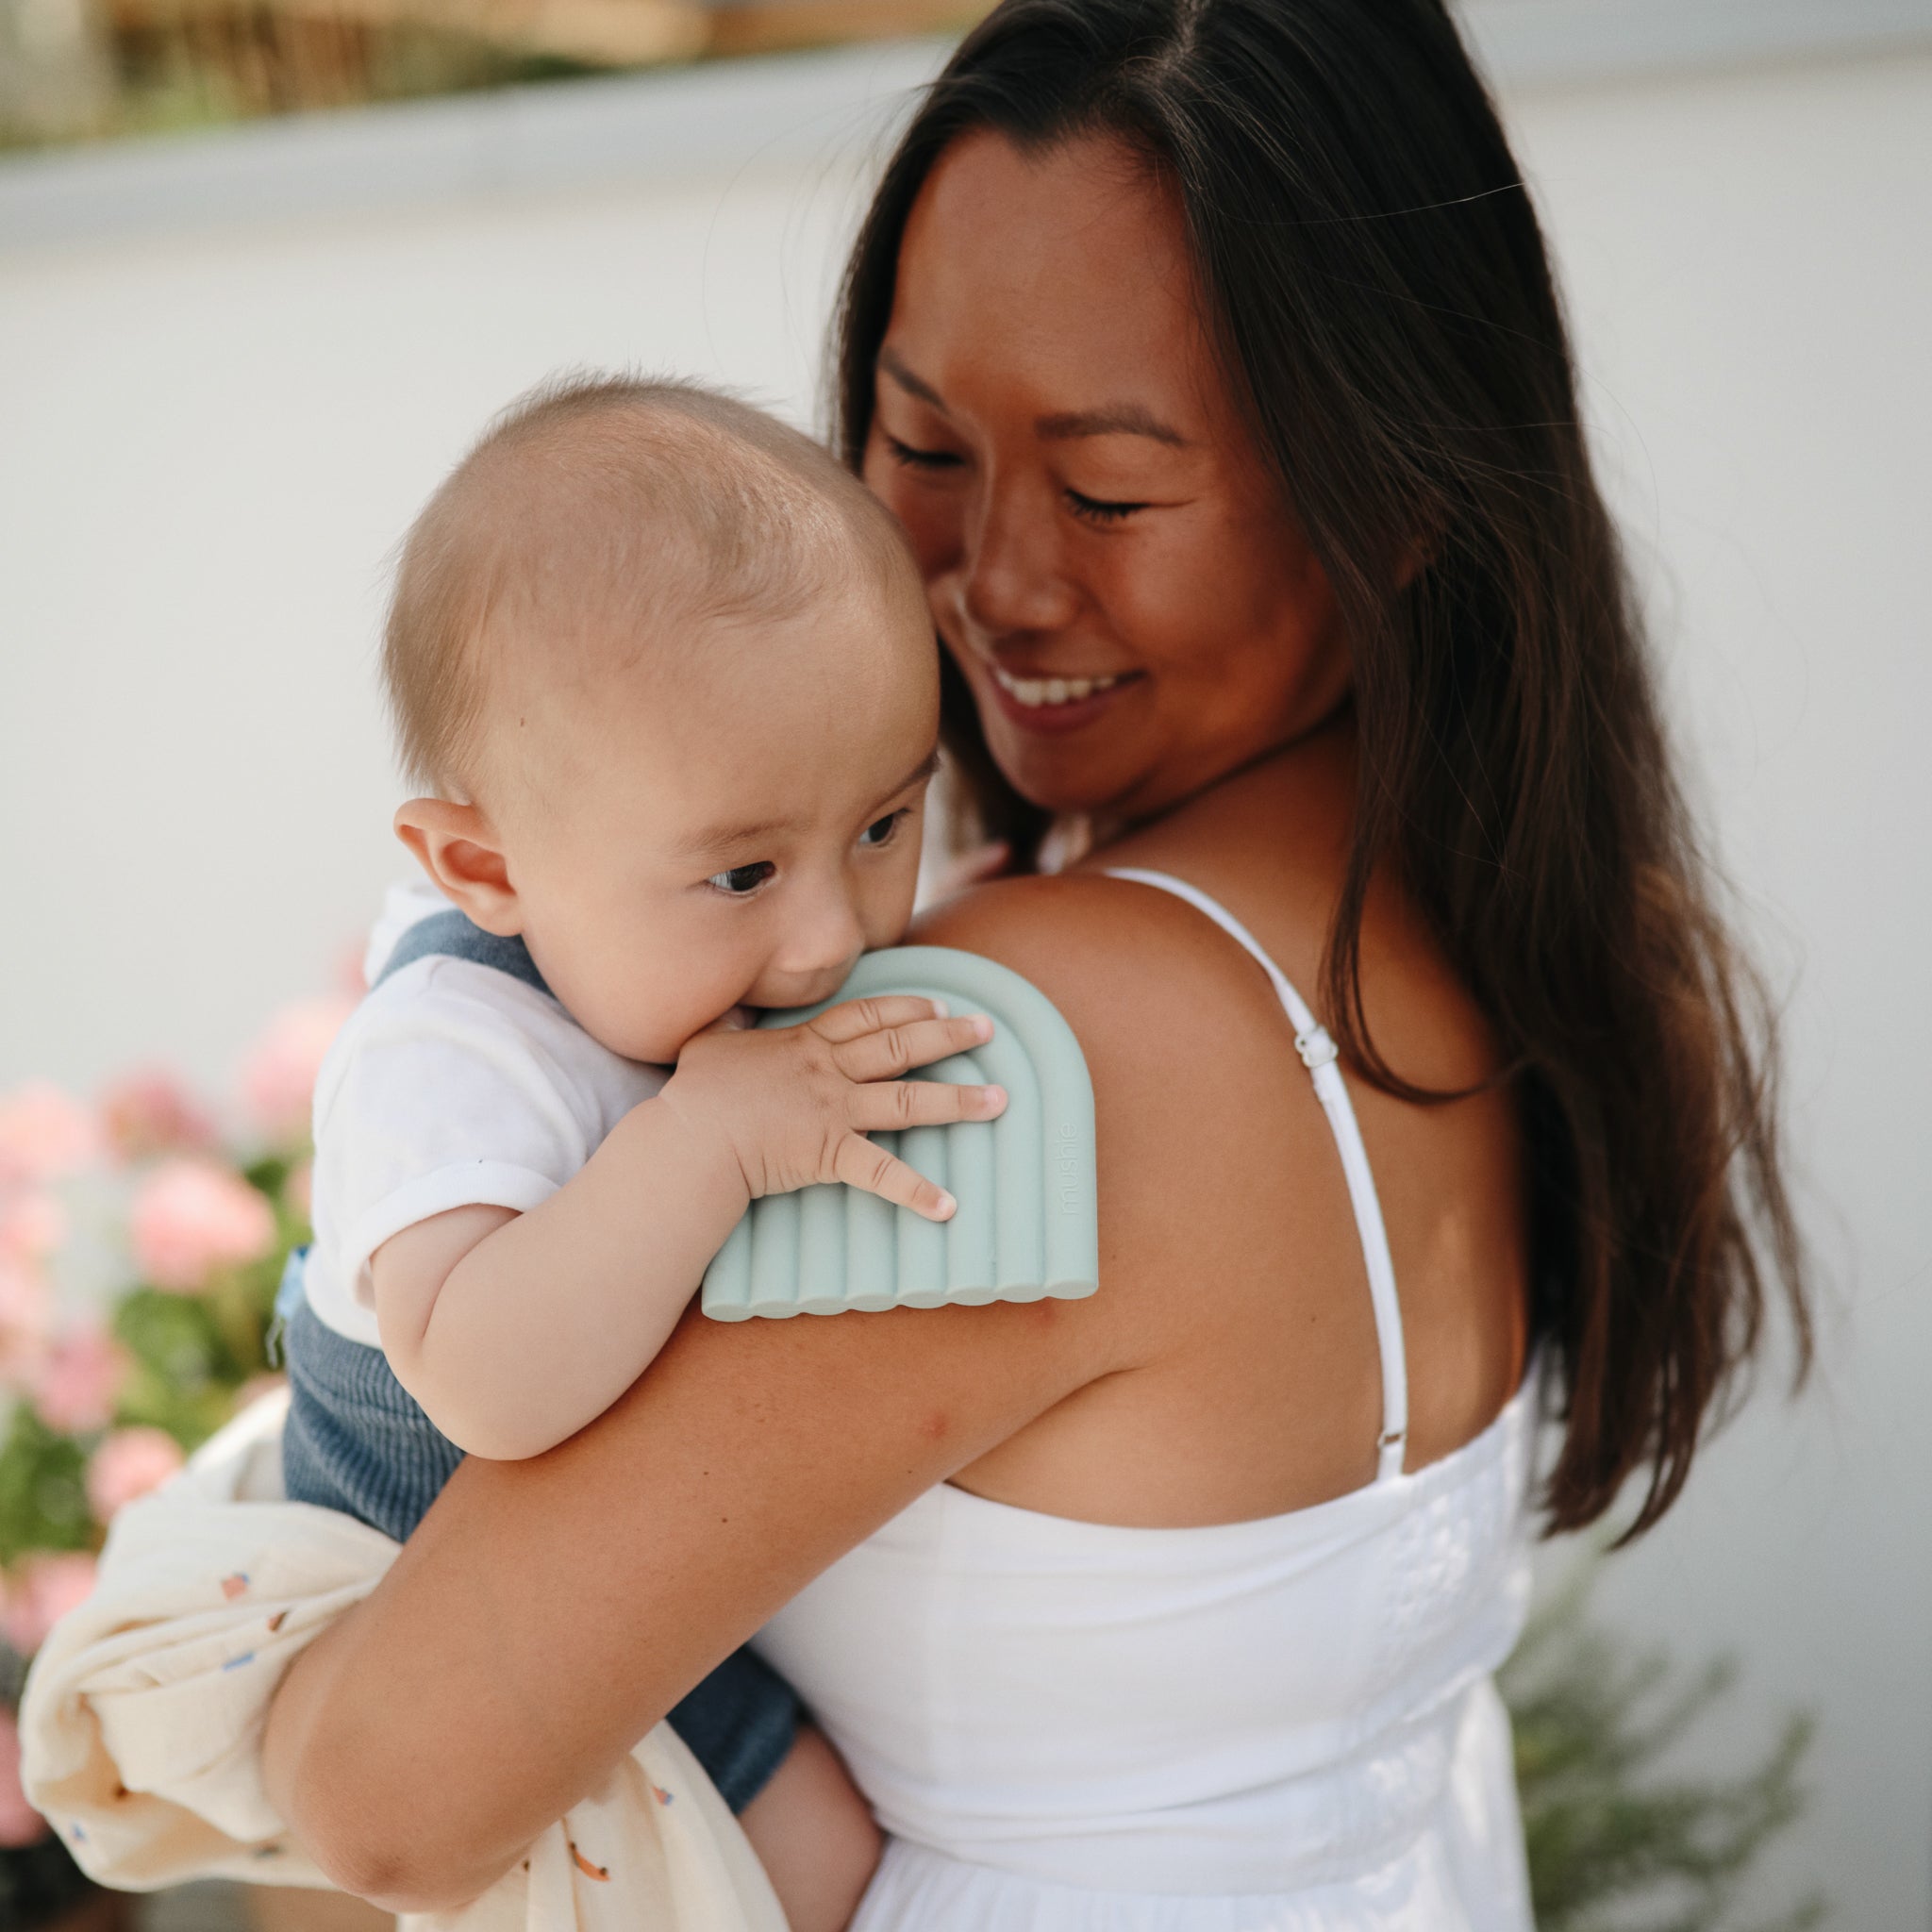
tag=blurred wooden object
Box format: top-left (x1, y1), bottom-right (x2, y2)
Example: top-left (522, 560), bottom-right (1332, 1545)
top-left (35, 0), bottom-right (993, 150)
top-left (245, 1887), bottom-right (394, 1932)
top-left (100, 0), bottom-right (989, 102)
top-left (0, 0), bottom-right (116, 141)
top-left (108, 0), bottom-right (707, 69)
top-left (708, 0), bottom-right (980, 57)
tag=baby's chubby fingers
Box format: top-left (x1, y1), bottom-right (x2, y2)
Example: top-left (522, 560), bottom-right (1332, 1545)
top-left (831, 1132), bottom-right (958, 1222)
top-left (847, 1078), bottom-right (1008, 1136)
top-left (829, 1012), bottom-right (995, 1084)
top-left (808, 994), bottom-right (951, 1045)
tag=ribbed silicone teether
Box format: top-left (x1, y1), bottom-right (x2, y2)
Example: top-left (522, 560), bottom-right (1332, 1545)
top-left (700, 947), bottom-right (1098, 1320)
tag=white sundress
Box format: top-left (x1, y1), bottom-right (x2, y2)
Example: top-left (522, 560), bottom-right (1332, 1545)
top-left (755, 868), bottom-right (1539, 1931)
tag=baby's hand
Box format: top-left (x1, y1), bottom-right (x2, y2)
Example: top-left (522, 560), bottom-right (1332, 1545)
top-left (660, 997), bottom-right (1007, 1221)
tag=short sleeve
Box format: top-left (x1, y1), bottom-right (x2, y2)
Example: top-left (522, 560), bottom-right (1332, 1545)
top-left (304, 958), bottom-right (659, 1338)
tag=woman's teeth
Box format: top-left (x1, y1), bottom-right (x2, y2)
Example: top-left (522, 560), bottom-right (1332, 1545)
top-left (991, 664), bottom-right (1126, 708)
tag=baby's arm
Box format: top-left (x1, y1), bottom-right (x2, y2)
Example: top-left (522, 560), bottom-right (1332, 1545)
top-left (370, 1087), bottom-right (756, 1461)
top-left (375, 996), bottom-right (1004, 1461)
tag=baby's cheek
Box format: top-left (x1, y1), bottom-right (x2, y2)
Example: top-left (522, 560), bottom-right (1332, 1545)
top-left (566, 960), bottom-right (687, 1065)
top-left (867, 863), bottom-right (922, 951)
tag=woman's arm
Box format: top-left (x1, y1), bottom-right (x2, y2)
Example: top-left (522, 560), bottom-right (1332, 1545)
top-left (266, 1287), bottom-right (1111, 1910)
top-left (264, 877), bottom-right (1203, 1914)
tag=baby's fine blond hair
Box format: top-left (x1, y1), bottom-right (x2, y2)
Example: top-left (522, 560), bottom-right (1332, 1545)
top-left (383, 373), bottom-right (922, 798)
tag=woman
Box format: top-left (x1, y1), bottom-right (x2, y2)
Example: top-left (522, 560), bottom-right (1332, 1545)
top-left (263, 0), bottom-right (1807, 1924)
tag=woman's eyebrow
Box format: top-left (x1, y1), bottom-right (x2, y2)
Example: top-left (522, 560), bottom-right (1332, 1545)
top-left (1035, 405), bottom-right (1189, 447)
top-left (879, 351), bottom-right (1187, 448)
top-left (879, 348), bottom-right (947, 411)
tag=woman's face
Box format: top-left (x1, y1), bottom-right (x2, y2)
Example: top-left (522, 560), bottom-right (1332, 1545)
top-left (863, 128), bottom-right (1351, 824)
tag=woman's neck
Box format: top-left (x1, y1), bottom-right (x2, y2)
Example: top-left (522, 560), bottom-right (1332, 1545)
top-left (1068, 703), bottom-right (1358, 876)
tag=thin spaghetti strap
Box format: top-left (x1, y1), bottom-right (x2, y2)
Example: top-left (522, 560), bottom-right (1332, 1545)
top-left (1103, 868), bottom-right (1410, 1480)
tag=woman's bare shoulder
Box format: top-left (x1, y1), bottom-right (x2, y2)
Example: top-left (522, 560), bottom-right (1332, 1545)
top-left (913, 869), bottom-right (1150, 967)
top-left (914, 870), bottom-right (1299, 1051)
top-left (913, 872), bottom-right (1346, 1363)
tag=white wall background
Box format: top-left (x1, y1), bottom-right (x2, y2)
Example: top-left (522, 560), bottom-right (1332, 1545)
top-left (2, 28), bottom-right (1928, 1926)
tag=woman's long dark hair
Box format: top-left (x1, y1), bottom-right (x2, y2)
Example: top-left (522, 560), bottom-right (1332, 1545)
top-left (834, 0), bottom-right (1807, 1537)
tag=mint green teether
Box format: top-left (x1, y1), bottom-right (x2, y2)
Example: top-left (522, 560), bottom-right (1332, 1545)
top-left (701, 946), bottom-right (1097, 1321)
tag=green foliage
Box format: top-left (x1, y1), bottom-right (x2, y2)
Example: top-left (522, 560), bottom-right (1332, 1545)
top-left (0, 1409), bottom-right (92, 1567)
top-left (112, 1288), bottom-right (252, 1451)
top-left (1505, 1562), bottom-right (1824, 1932)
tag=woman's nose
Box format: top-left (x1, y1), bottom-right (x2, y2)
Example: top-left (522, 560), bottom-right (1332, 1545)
top-left (958, 482), bottom-right (1079, 640)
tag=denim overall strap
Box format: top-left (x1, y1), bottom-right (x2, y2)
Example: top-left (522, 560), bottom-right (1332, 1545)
top-left (375, 908), bottom-right (551, 997)
top-left (266, 911), bottom-right (547, 1365)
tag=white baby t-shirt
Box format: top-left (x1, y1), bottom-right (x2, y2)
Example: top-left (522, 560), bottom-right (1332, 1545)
top-left (303, 880), bottom-right (669, 1346)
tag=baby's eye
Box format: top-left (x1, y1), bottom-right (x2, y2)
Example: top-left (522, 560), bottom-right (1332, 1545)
top-left (708, 860), bottom-right (775, 897)
top-left (859, 809), bottom-right (908, 850)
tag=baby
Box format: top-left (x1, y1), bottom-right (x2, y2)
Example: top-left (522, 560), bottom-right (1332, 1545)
top-left (278, 375), bottom-right (1006, 1928)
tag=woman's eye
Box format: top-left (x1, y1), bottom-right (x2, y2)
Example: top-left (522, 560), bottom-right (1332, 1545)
top-left (1066, 489), bottom-right (1147, 525)
top-left (859, 809), bottom-right (908, 849)
top-left (708, 860), bottom-right (775, 897)
top-left (884, 434), bottom-right (961, 473)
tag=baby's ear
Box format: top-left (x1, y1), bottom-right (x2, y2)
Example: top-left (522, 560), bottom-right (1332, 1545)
top-left (393, 799), bottom-right (522, 935)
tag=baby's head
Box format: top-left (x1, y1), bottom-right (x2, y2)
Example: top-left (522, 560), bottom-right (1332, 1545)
top-left (385, 375), bottom-right (939, 1063)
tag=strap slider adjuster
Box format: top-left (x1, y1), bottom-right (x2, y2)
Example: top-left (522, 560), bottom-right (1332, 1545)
top-left (1295, 1024), bottom-right (1340, 1072)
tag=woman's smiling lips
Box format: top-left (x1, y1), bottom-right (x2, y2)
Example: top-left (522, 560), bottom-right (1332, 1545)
top-left (981, 658), bottom-right (1144, 734)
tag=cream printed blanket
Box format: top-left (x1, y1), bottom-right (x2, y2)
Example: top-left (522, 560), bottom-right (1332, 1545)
top-left (18, 1391), bottom-right (784, 1932)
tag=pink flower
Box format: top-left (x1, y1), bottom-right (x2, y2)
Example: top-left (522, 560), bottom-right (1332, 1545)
top-left (0, 1254), bottom-right (51, 1332)
top-left (0, 1083), bottom-right (99, 1188)
top-left (284, 1158), bottom-right (313, 1222)
top-left (30, 1322), bottom-right (127, 1432)
top-left (0, 1201), bottom-right (61, 1388)
top-left (129, 1158), bottom-right (275, 1291)
top-left (238, 997), bottom-right (355, 1143)
top-left (0, 1191), bottom-right (64, 1266)
top-left (0, 1708), bottom-right (49, 1848)
top-left (99, 1069), bottom-right (216, 1163)
top-left (85, 1426), bottom-right (184, 1523)
top-left (1, 1551), bottom-right (97, 1656)
top-left (0, 1258), bottom-right (53, 1388)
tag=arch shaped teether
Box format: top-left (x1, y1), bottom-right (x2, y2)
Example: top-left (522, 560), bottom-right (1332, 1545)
top-left (700, 947), bottom-right (1097, 1320)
